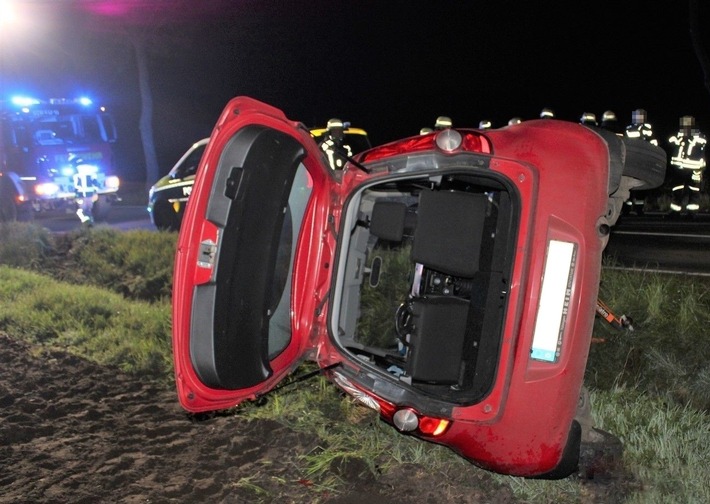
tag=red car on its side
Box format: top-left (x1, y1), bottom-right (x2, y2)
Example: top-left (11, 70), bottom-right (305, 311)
top-left (172, 97), bottom-right (665, 478)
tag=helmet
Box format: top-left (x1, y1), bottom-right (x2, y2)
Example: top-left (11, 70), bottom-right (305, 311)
top-left (631, 109), bottom-right (647, 125)
top-left (580, 112), bottom-right (597, 125)
top-left (478, 119), bottom-right (492, 129)
top-left (601, 110), bottom-right (617, 123)
top-left (540, 108), bottom-right (555, 119)
top-left (508, 117), bottom-right (522, 125)
top-left (327, 118), bottom-right (344, 131)
top-left (419, 127), bottom-right (434, 135)
top-left (434, 116), bottom-right (452, 130)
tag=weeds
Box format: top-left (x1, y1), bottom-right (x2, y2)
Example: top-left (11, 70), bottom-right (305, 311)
top-left (0, 223), bottom-right (176, 303)
top-left (2, 225), bottom-right (710, 502)
top-left (0, 266), bottom-right (172, 380)
top-left (592, 387), bottom-right (710, 503)
top-left (0, 222), bottom-right (53, 269)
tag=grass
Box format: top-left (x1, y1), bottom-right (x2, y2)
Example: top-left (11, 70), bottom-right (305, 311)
top-left (357, 244), bottom-right (413, 347)
top-left (592, 387), bottom-right (710, 503)
top-left (0, 265), bottom-right (172, 380)
top-left (0, 222), bottom-right (177, 302)
top-left (1, 223), bottom-right (709, 501)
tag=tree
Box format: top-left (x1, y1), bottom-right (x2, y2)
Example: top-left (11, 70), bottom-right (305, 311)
top-left (689, 0), bottom-right (710, 97)
top-left (64, 0), bottom-right (230, 187)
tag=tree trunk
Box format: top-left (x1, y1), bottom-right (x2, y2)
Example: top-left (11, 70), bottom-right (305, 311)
top-left (689, 0), bottom-right (710, 97)
top-left (132, 36), bottom-right (160, 189)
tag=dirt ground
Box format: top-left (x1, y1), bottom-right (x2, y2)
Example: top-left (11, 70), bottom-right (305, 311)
top-left (1, 330), bottom-right (637, 503)
top-left (0, 332), bottom-right (527, 503)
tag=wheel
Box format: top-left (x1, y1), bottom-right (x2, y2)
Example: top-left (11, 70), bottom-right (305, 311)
top-left (91, 195), bottom-right (113, 222)
top-left (586, 126), bottom-right (667, 194)
top-left (151, 199), bottom-right (180, 231)
top-left (0, 194), bottom-right (18, 222)
top-left (0, 179), bottom-right (18, 223)
top-left (621, 137), bottom-right (667, 191)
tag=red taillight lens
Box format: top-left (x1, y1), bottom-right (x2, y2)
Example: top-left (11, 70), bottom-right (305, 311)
top-left (360, 134), bottom-right (436, 163)
top-left (331, 372), bottom-right (452, 438)
top-left (418, 416), bottom-right (451, 437)
top-left (391, 407), bottom-right (451, 438)
top-left (360, 130), bottom-right (490, 164)
top-left (462, 132), bottom-right (490, 153)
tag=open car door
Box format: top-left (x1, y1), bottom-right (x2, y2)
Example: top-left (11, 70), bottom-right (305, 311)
top-left (172, 97), bottom-right (336, 413)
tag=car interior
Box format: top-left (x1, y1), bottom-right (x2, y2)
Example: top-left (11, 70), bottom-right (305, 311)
top-left (333, 172), bottom-right (518, 404)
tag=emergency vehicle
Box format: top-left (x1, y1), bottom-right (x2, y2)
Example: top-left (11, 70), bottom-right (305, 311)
top-left (0, 96), bottom-right (120, 222)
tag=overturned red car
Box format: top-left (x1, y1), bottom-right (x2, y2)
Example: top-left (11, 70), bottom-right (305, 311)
top-left (172, 97), bottom-right (665, 478)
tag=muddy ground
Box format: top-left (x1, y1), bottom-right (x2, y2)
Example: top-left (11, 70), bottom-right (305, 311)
top-left (0, 331), bottom-right (632, 503)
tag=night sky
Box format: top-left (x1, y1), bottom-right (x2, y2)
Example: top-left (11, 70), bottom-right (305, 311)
top-left (2, 0), bottom-right (709, 182)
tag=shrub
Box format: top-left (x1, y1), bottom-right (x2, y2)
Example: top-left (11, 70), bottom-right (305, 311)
top-left (0, 223), bottom-right (177, 303)
top-left (0, 222), bottom-right (54, 269)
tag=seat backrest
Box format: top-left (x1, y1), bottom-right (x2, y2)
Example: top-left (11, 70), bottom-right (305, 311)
top-left (369, 200), bottom-right (407, 242)
top-left (406, 296), bottom-right (469, 383)
top-left (411, 190), bottom-right (487, 277)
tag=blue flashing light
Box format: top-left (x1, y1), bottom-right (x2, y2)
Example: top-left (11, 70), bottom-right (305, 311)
top-left (60, 165), bottom-right (75, 177)
top-left (78, 97), bottom-right (93, 106)
top-left (11, 96), bottom-right (40, 107)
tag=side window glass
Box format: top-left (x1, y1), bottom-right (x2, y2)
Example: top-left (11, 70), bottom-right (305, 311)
top-left (268, 164), bottom-right (312, 358)
top-left (174, 145), bottom-right (206, 179)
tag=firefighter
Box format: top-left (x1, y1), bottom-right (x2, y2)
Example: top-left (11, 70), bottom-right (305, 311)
top-left (434, 116), bottom-right (452, 130)
top-left (319, 118), bottom-right (352, 170)
top-left (624, 109), bottom-right (659, 214)
top-left (625, 109), bottom-right (658, 146)
top-left (669, 115), bottom-right (707, 212)
top-left (69, 154), bottom-right (98, 224)
top-left (601, 110), bottom-right (622, 134)
top-left (580, 112), bottom-right (598, 126)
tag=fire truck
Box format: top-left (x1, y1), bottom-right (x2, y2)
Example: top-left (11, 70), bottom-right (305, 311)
top-left (0, 96), bottom-right (120, 222)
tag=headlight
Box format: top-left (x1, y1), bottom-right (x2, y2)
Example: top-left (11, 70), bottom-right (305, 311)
top-left (105, 176), bottom-right (120, 190)
top-left (60, 165), bottom-right (75, 177)
top-left (34, 182), bottom-right (60, 196)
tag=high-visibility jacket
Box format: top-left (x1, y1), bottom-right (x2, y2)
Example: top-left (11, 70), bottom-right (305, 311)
top-left (669, 132), bottom-right (707, 171)
top-left (625, 123), bottom-right (658, 146)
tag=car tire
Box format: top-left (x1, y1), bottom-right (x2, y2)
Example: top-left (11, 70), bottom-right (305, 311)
top-left (152, 200), bottom-right (180, 231)
top-left (92, 196), bottom-right (112, 222)
top-left (621, 137), bottom-right (667, 191)
top-left (0, 194), bottom-right (17, 222)
top-left (0, 180), bottom-right (26, 223)
top-left (577, 427), bottom-right (624, 480)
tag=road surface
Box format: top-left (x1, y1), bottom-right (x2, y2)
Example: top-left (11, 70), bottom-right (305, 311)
top-left (36, 205), bottom-right (155, 233)
top-left (34, 205), bottom-right (710, 275)
top-left (605, 212), bottom-right (710, 276)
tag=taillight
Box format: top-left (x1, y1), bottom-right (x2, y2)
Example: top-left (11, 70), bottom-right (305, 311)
top-left (34, 182), bottom-right (60, 196)
top-left (332, 372), bottom-right (452, 438)
top-left (392, 407), bottom-right (451, 437)
top-left (418, 415), bottom-right (451, 437)
top-left (360, 130), bottom-right (490, 163)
